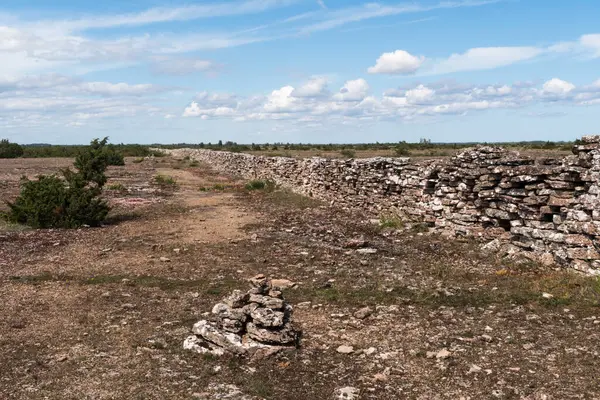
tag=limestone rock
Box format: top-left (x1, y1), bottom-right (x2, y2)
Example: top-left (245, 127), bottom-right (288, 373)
top-left (223, 291), bottom-right (249, 308)
top-left (163, 135), bottom-right (600, 275)
top-left (246, 322), bottom-right (298, 345)
top-left (336, 345), bottom-right (354, 354)
top-left (248, 294), bottom-right (284, 310)
top-left (184, 277), bottom-right (301, 357)
top-left (353, 307), bottom-right (373, 320)
top-left (250, 307), bottom-right (285, 328)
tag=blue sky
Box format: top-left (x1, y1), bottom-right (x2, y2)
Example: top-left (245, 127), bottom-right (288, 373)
top-left (0, 0), bottom-right (599, 144)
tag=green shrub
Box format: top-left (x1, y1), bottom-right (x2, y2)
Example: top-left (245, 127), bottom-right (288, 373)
top-left (22, 143), bottom-right (151, 158)
top-left (104, 146), bottom-right (125, 166)
top-left (7, 138), bottom-right (112, 228)
top-left (0, 139), bottom-right (24, 158)
top-left (394, 146), bottom-right (411, 157)
top-left (340, 149), bottom-right (356, 158)
top-left (245, 179), bottom-right (276, 192)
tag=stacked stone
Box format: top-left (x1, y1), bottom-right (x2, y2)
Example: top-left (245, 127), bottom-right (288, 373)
top-left (162, 135), bottom-right (600, 275)
top-left (184, 275), bottom-right (301, 357)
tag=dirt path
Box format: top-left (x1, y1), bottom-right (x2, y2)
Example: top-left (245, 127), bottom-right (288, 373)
top-left (1, 156), bottom-right (600, 399)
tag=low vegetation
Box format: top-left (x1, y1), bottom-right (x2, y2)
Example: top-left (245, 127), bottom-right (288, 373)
top-left (0, 139), bottom-right (24, 158)
top-left (153, 174), bottom-right (177, 187)
top-left (245, 179), bottom-right (276, 192)
top-left (106, 183), bottom-right (126, 191)
top-left (339, 149), bottom-right (356, 158)
top-left (153, 138), bottom-right (574, 155)
top-left (379, 214), bottom-right (405, 229)
top-left (5, 138), bottom-right (117, 228)
top-left (21, 143), bottom-right (153, 158)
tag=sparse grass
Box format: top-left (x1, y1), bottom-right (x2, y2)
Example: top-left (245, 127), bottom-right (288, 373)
top-left (264, 151), bottom-right (293, 158)
top-left (244, 377), bottom-right (274, 398)
top-left (266, 189), bottom-right (320, 209)
top-left (189, 160), bottom-right (200, 167)
top-left (198, 183), bottom-right (241, 192)
top-left (287, 271), bottom-right (600, 310)
top-left (153, 174), bottom-right (177, 187)
top-left (339, 149), bottom-right (356, 158)
top-left (394, 146), bottom-right (411, 157)
top-left (410, 222), bottom-right (430, 233)
top-left (150, 150), bottom-right (165, 157)
top-left (0, 214), bottom-right (29, 232)
top-left (379, 214), bottom-right (405, 229)
top-left (245, 179), bottom-right (276, 192)
top-left (9, 273), bottom-right (242, 294)
top-left (9, 272), bottom-right (68, 284)
top-left (106, 183), bottom-right (126, 191)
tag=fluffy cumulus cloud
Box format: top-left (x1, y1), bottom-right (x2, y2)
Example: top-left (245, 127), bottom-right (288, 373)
top-left (182, 76), bottom-right (600, 124)
top-left (291, 76), bottom-right (329, 98)
top-left (405, 85), bottom-right (435, 104)
top-left (333, 79), bottom-right (369, 101)
top-left (543, 78), bottom-right (575, 95)
top-left (367, 50), bottom-right (424, 74)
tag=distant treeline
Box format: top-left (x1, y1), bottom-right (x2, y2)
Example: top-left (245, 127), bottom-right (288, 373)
top-left (153, 139), bottom-right (575, 153)
top-left (21, 143), bottom-right (156, 158)
top-left (2, 139), bottom-right (576, 159)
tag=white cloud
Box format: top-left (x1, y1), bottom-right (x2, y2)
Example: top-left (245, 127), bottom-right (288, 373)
top-left (405, 85), bottom-right (435, 104)
top-left (369, 33), bottom-right (600, 77)
top-left (182, 101), bottom-right (237, 118)
top-left (30, 0), bottom-right (300, 33)
top-left (542, 78), bottom-right (575, 95)
top-left (291, 76), bottom-right (329, 97)
top-left (368, 50), bottom-right (424, 74)
top-left (152, 58), bottom-right (220, 75)
top-left (78, 82), bottom-right (164, 96)
top-left (183, 102), bottom-right (203, 117)
top-left (297, 0), bottom-right (502, 35)
top-left (264, 86), bottom-right (301, 113)
top-left (333, 79), bottom-right (369, 102)
top-left (430, 46), bottom-right (543, 75)
top-left (181, 77), bottom-right (600, 124)
top-left (580, 34), bottom-right (600, 56)
top-left (194, 92), bottom-right (239, 108)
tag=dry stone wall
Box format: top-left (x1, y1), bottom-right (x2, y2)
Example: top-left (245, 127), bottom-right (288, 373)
top-left (164, 135), bottom-right (600, 274)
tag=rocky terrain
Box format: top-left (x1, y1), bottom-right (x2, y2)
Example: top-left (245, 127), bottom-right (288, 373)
top-left (1, 155), bottom-right (600, 399)
top-left (184, 274), bottom-right (301, 358)
top-left (164, 135), bottom-right (600, 275)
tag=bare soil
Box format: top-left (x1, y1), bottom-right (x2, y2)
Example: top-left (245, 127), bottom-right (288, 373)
top-left (1, 156), bottom-right (599, 399)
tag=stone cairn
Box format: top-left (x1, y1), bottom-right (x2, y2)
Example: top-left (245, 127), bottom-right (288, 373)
top-left (184, 275), bottom-right (301, 357)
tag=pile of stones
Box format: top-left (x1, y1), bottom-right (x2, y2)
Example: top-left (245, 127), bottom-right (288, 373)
top-left (164, 135), bottom-right (600, 274)
top-left (184, 275), bottom-right (301, 357)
